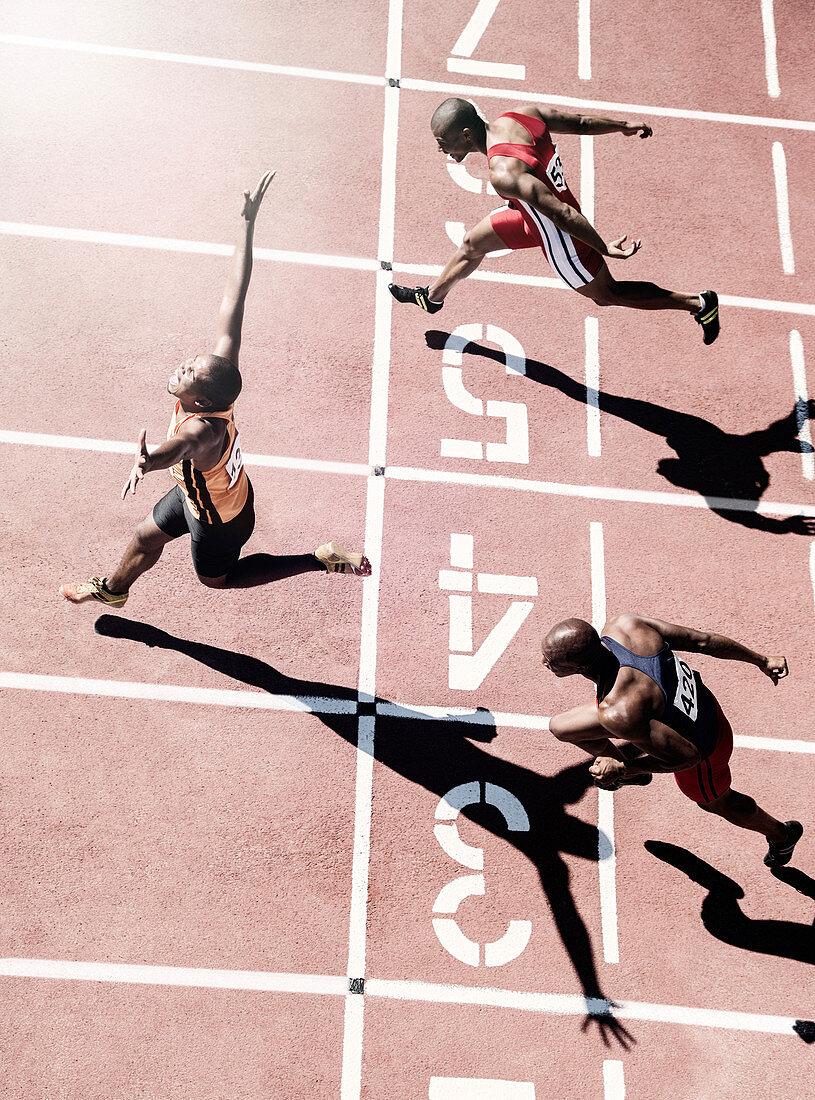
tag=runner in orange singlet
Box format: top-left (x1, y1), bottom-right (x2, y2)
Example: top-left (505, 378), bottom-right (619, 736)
top-left (60, 172), bottom-right (370, 609)
top-left (389, 98), bottom-right (720, 344)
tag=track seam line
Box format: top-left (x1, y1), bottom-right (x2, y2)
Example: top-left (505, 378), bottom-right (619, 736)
top-left (2, 34), bottom-right (814, 131)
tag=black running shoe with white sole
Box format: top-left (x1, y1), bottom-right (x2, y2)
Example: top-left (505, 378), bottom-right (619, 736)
top-left (388, 283), bottom-right (443, 314)
top-left (764, 820), bottom-right (803, 868)
top-left (694, 290), bottom-right (720, 345)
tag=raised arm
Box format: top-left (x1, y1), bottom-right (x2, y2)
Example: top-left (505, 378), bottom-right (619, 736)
top-left (529, 105), bottom-right (652, 138)
top-left (212, 169), bottom-right (276, 367)
top-left (638, 615), bottom-right (788, 684)
top-left (489, 159), bottom-right (641, 260)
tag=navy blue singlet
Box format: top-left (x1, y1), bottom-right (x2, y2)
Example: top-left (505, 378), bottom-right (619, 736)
top-left (597, 636), bottom-right (719, 759)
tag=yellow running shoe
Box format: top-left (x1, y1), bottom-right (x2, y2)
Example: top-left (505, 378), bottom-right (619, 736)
top-left (314, 542), bottom-right (371, 576)
top-left (59, 577), bottom-right (129, 607)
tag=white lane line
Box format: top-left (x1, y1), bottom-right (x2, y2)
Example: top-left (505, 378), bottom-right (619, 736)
top-left (3, 35), bottom-right (813, 132)
top-left (376, 702), bottom-right (550, 730)
top-left (3, 222), bottom-right (815, 317)
top-left (0, 33), bottom-right (383, 86)
top-left (385, 466), bottom-right (815, 519)
top-left (341, 4), bottom-right (402, 1092)
top-left (760, 0), bottom-right (781, 98)
top-left (5, 673), bottom-right (812, 753)
top-left (0, 958), bottom-right (348, 994)
top-left (772, 142), bottom-right (795, 274)
top-left (2, 959), bottom-right (803, 1035)
top-left (401, 77), bottom-right (815, 133)
top-left (733, 734), bottom-right (815, 754)
top-left (585, 317), bottom-right (601, 456)
top-left (790, 330), bottom-right (814, 480)
top-left (367, 978), bottom-right (802, 1035)
top-left (578, 0), bottom-right (591, 80)
top-left (0, 672), bottom-right (357, 714)
top-left (603, 1060), bottom-right (626, 1099)
top-left (447, 58), bottom-right (526, 81)
top-left (4, 429), bottom-right (815, 518)
top-left (590, 522), bottom-right (619, 966)
top-left (580, 135), bottom-right (595, 223)
top-left (0, 429), bottom-right (371, 476)
top-left (0, 221), bottom-right (379, 272)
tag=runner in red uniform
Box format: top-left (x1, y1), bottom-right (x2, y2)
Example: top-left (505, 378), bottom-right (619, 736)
top-left (541, 614), bottom-right (802, 868)
top-left (60, 172), bottom-right (370, 609)
top-left (389, 98), bottom-right (720, 344)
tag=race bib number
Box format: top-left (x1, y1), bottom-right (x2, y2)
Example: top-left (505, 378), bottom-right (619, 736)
top-left (225, 432), bottom-right (244, 489)
top-left (546, 146), bottom-right (566, 192)
top-left (673, 655), bottom-right (698, 721)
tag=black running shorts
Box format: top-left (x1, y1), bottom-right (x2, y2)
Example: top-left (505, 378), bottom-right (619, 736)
top-left (152, 481), bottom-right (256, 578)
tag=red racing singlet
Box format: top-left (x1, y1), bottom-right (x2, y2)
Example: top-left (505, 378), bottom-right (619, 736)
top-left (487, 111), bottom-right (581, 211)
top-left (168, 402), bottom-right (248, 524)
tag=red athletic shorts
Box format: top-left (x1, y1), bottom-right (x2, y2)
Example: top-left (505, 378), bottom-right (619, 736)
top-left (674, 703), bottom-right (733, 804)
top-left (489, 203), bottom-right (603, 289)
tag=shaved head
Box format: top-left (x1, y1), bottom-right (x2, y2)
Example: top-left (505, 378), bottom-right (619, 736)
top-left (431, 97), bottom-right (486, 141)
top-left (198, 354), bottom-right (242, 410)
top-left (542, 618), bottom-right (601, 666)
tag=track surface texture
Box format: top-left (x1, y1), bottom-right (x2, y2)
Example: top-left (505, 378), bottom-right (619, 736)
top-left (2, 1), bottom-right (815, 1097)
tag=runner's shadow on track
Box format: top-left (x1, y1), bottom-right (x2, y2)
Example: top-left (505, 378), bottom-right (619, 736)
top-left (95, 613), bottom-right (635, 1049)
top-left (425, 330), bottom-right (815, 536)
top-left (645, 840), bottom-right (815, 963)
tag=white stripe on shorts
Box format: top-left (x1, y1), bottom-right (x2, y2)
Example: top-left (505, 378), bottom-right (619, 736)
top-left (517, 198), bottom-right (596, 289)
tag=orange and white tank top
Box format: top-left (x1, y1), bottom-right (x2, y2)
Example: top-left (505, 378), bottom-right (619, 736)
top-left (168, 401), bottom-right (248, 524)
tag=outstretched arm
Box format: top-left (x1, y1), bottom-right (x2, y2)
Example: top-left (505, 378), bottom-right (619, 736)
top-left (531, 105), bottom-right (652, 138)
top-left (490, 161), bottom-right (641, 259)
top-left (212, 169), bottom-right (276, 367)
top-left (638, 615), bottom-right (788, 684)
top-left (121, 422), bottom-right (219, 499)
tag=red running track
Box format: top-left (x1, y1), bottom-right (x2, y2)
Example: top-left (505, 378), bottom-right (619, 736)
top-left (1, 0), bottom-right (814, 1096)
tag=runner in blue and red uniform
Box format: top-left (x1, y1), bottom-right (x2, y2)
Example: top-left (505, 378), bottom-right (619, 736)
top-left (389, 98), bottom-right (720, 344)
top-left (541, 614), bottom-right (802, 868)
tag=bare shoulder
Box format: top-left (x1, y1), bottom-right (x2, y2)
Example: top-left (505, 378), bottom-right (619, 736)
top-left (599, 690), bottom-right (652, 737)
top-left (603, 613), bottom-right (664, 654)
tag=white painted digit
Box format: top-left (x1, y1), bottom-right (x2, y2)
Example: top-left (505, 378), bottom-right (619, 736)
top-left (432, 782), bottom-right (532, 967)
top-left (440, 533), bottom-right (538, 690)
top-left (440, 325), bottom-right (529, 465)
top-left (447, 0), bottom-right (526, 81)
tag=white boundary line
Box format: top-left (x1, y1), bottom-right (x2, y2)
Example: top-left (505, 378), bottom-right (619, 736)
top-left (603, 1060), bottom-right (626, 1100)
top-left (590, 523), bottom-right (619, 967)
top-left (385, 466), bottom-right (815, 518)
top-left (3, 34), bottom-right (814, 132)
top-left (0, 958), bottom-right (803, 1037)
top-left (0, 34), bottom-right (383, 86)
top-left (400, 77), bottom-right (815, 133)
top-left (0, 672), bottom-right (356, 713)
top-left (771, 142), bottom-right (795, 275)
top-left (760, 0), bottom-right (781, 99)
top-left (585, 317), bottom-right (601, 457)
top-left (3, 221), bottom-right (815, 318)
top-left (578, 0), bottom-right (591, 80)
top-left (3, 429), bottom-right (815, 519)
top-left (789, 330), bottom-right (814, 481)
top-left (365, 978), bottom-right (802, 1035)
top-left (340, 2), bottom-right (402, 1092)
